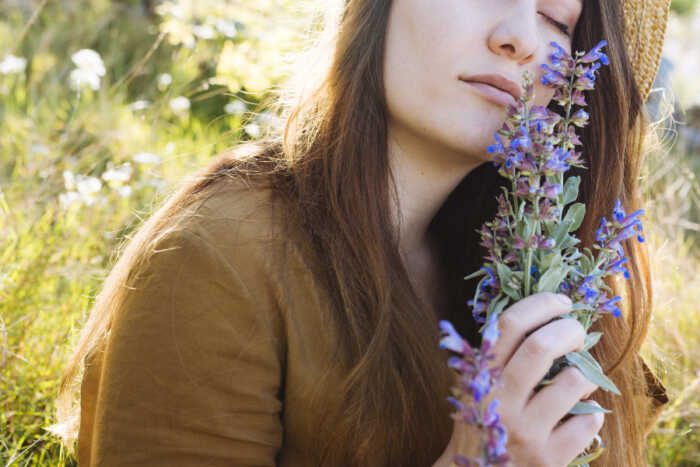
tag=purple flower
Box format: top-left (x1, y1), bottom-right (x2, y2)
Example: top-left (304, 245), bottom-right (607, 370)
top-left (572, 88), bottom-right (587, 106)
top-left (604, 256), bottom-right (630, 279)
top-left (612, 199), bottom-right (626, 222)
top-left (469, 369), bottom-right (492, 403)
top-left (542, 151), bottom-right (571, 175)
top-left (580, 40), bottom-right (609, 65)
top-left (599, 295), bottom-right (622, 318)
top-left (571, 109), bottom-right (590, 127)
top-left (487, 133), bottom-right (506, 155)
top-left (548, 41), bottom-right (573, 65)
top-left (446, 39), bottom-right (615, 467)
top-left (447, 395), bottom-right (464, 411)
top-left (439, 321), bottom-right (466, 353)
top-left (542, 181), bottom-right (563, 199)
top-left (482, 313), bottom-right (501, 350)
top-left (541, 63), bottom-right (568, 86)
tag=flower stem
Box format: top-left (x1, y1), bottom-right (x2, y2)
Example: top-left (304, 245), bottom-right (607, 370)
top-left (524, 248), bottom-right (533, 296)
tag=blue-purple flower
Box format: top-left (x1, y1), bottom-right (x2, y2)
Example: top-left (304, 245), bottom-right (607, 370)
top-left (443, 39), bottom-right (624, 466)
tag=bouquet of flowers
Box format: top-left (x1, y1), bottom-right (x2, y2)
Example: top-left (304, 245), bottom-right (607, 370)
top-left (439, 40), bottom-right (646, 467)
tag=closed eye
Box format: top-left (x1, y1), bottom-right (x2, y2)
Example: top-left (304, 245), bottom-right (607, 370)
top-left (539, 12), bottom-right (571, 37)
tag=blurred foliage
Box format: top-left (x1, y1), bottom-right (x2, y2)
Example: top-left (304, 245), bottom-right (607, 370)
top-left (0, 0), bottom-right (315, 464)
top-left (671, 0), bottom-right (699, 16)
top-left (0, 0), bottom-right (698, 466)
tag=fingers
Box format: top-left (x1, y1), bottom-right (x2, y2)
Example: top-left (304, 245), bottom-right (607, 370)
top-left (549, 400), bottom-right (605, 466)
top-left (500, 317), bottom-right (586, 410)
top-left (523, 366), bottom-right (599, 435)
top-left (491, 292), bottom-right (574, 369)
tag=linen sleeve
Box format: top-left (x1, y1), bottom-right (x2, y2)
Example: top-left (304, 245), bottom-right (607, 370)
top-left (85, 223), bottom-right (286, 466)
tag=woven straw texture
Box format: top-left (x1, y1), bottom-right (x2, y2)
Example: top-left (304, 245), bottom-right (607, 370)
top-left (623, 0), bottom-right (672, 102)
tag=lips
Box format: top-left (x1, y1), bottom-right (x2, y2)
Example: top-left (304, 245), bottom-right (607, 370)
top-left (459, 73), bottom-right (522, 107)
top-left (461, 81), bottom-right (517, 108)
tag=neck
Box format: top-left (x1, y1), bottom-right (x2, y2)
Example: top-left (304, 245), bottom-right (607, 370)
top-left (387, 123), bottom-right (484, 261)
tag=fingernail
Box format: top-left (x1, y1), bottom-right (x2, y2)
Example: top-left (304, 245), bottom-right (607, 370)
top-left (556, 294), bottom-right (572, 306)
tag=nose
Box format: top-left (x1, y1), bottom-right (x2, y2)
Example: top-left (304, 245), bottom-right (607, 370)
top-left (487, 3), bottom-right (538, 65)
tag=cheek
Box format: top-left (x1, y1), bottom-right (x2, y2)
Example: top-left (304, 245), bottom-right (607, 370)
top-left (535, 85), bottom-right (557, 108)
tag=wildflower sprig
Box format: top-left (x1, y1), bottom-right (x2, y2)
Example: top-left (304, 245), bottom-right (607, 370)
top-left (440, 40), bottom-right (645, 467)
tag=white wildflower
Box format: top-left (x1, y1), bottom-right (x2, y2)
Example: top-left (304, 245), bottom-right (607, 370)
top-left (130, 100), bottom-right (150, 111)
top-left (192, 24), bottom-right (216, 40)
top-left (63, 170), bottom-right (76, 191)
top-left (69, 49), bottom-right (105, 91)
top-left (71, 49), bottom-right (106, 76)
top-left (69, 68), bottom-right (101, 91)
top-left (76, 175), bottom-right (102, 205)
top-left (256, 111), bottom-right (273, 124)
top-left (117, 185), bottom-right (133, 198)
top-left (59, 191), bottom-right (81, 209)
top-left (169, 96), bottom-right (190, 114)
top-left (215, 19), bottom-right (238, 38)
top-left (132, 151), bottom-right (161, 165)
top-left (243, 123), bottom-right (261, 138)
top-left (224, 100), bottom-right (247, 115)
top-left (164, 142), bottom-right (175, 154)
top-left (0, 54), bottom-right (27, 74)
top-left (101, 162), bottom-right (133, 186)
top-left (157, 73), bottom-right (172, 91)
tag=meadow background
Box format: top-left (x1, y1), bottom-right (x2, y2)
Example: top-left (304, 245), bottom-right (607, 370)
top-left (1, 0), bottom-right (698, 465)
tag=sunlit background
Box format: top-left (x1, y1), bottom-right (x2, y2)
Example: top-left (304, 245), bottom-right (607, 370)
top-left (0, 1), bottom-right (698, 465)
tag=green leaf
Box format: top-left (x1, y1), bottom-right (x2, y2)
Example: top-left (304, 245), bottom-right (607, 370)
top-left (552, 221), bottom-right (572, 246)
top-left (567, 446), bottom-right (605, 466)
top-left (517, 200), bottom-right (526, 222)
top-left (539, 251), bottom-right (562, 270)
top-left (572, 302), bottom-right (595, 312)
top-left (543, 219), bottom-right (557, 235)
top-left (501, 283), bottom-right (522, 301)
top-left (566, 351), bottom-right (621, 395)
top-left (522, 216), bottom-right (535, 239)
top-left (535, 266), bottom-right (569, 293)
top-left (569, 401), bottom-right (612, 415)
top-left (561, 235), bottom-right (581, 249)
top-left (564, 203), bottom-right (586, 232)
top-left (579, 250), bottom-right (593, 273)
top-left (562, 175), bottom-right (581, 205)
top-left (464, 268), bottom-right (487, 281)
top-left (495, 262), bottom-right (513, 286)
top-left (490, 295), bottom-right (511, 316)
top-left (566, 249), bottom-right (583, 261)
top-left (583, 332), bottom-right (602, 352)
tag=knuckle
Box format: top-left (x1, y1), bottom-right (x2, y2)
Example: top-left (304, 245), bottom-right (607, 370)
top-left (585, 412), bottom-right (605, 432)
top-left (509, 423), bottom-right (539, 448)
top-left (523, 334), bottom-right (549, 358)
top-left (560, 366), bottom-right (588, 390)
top-left (543, 291), bottom-right (570, 310)
top-left (542, 291), bottom-right (562, 305)
top-left (498, 313), bottom-right (518, 335)
top-left (570, 319), bottom-right (587, 345)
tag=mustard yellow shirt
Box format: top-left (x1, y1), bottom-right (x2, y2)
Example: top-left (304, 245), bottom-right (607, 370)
top-left (77, 176), bottom-right (668, 466)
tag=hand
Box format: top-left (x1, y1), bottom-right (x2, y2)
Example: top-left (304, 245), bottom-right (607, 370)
top-left (436, 292), bottom-right (604, 467)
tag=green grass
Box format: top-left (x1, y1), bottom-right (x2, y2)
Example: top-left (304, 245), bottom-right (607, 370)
top-left (1, 1), bottom-right (698, 465)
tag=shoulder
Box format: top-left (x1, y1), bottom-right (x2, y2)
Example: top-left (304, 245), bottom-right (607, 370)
top-left (155, 172), bottom-right (298, 279)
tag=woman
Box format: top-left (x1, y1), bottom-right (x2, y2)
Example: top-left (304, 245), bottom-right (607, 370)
top-left (56, 0), bottom-right (670, 465)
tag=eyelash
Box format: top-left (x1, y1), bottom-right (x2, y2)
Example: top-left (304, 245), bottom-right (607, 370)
top-left (541, 13), bottom-right (571, 36)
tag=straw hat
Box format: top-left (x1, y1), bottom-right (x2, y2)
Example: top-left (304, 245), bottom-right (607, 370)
top-left (623, 0), bottom-right (672, 102)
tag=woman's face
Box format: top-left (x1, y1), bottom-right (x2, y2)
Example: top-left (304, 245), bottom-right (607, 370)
top-left (383, 0), bottom-right (583, 165)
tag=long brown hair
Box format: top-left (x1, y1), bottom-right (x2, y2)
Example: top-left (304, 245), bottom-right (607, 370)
top-left (56, 0), bottom-right (659, 465)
